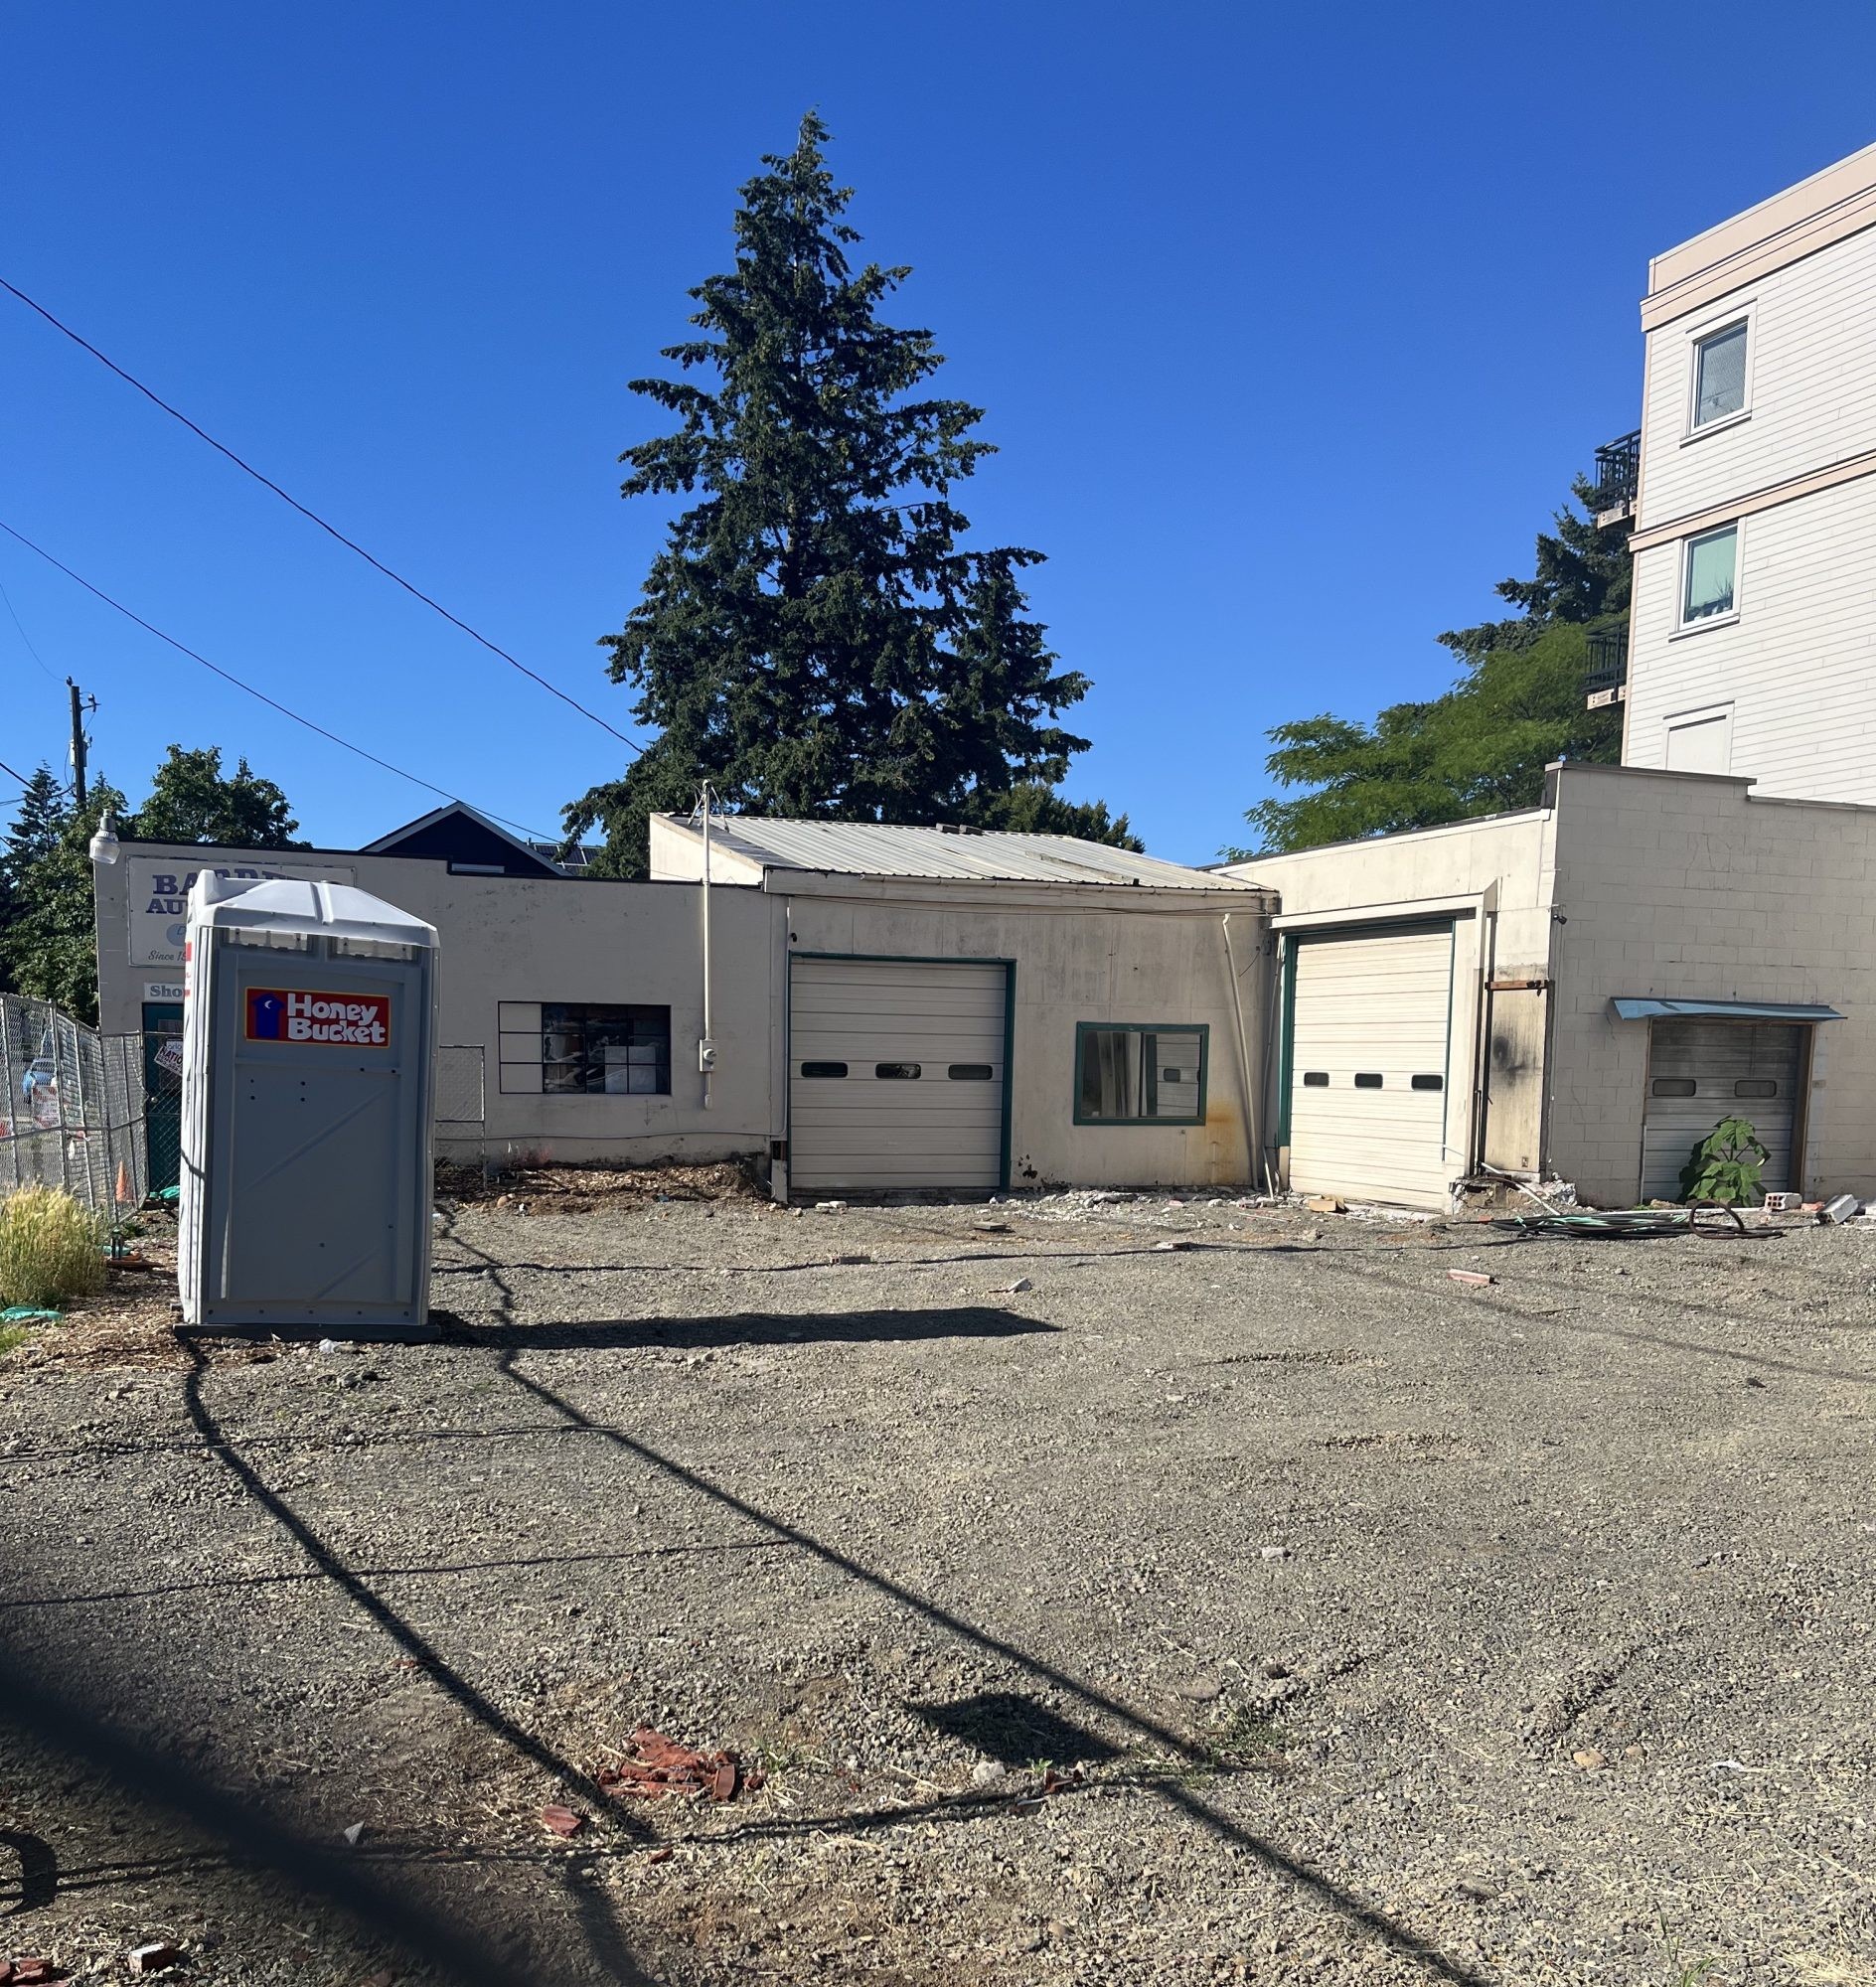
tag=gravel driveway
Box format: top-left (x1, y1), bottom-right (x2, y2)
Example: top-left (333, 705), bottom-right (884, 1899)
top-left (1, 1184), bottom-right (1872, 1986)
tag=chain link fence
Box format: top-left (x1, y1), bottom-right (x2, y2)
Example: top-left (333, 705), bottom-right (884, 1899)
top-left (0, 994), bottom-right (149, 1219)
top-left (434, 1044), bottom-right (487, 1178)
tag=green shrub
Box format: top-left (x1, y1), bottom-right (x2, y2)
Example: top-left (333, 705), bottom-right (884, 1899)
top-left (0, 1186), bottom-right (106, 1308)
top-left (1680, 1116), bottom-right (1769, 1205)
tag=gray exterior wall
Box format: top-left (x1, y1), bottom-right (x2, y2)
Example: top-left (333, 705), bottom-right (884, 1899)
top-left (768, 879), bottom-right (1272, 1194)
top-left (96, 841), bottom-right (775, 1167)
top-left (96, 839), bottom-right (1275, 1192)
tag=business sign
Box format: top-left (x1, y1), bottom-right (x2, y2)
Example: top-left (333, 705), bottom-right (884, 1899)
top-left (127, 856), bottom-right (356, 968)
top-left (246, 988), bottom-right (392, 1047)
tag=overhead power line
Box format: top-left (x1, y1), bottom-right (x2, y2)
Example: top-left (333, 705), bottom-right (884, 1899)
top-left (0, 518), bottom-right (557, 843)
top-left (0, 274), bottom-right (645, 758)
top-left (0, 569), bottom-right (62, 684)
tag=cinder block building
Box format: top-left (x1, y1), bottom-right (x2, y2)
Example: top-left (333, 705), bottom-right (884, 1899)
top-left (1225, 140), bottom-right (1876, 1209)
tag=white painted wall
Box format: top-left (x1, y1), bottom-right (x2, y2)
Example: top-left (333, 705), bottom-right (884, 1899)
top-left (1626, 192), bottom-right (1876, 804)
top-left (1223, 810), bottom-right (1558, 1188)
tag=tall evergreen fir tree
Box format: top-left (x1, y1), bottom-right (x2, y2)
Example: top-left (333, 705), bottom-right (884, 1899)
top-left (566, 114), bottom-right (1122, 875)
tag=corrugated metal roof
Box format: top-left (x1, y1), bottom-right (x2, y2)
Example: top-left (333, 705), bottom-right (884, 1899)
top-left (664, 816), bottom-right (1260, 890)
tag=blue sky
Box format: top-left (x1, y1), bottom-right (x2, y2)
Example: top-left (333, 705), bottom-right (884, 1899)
top-left (4, 3), bottom-right (1874, 863)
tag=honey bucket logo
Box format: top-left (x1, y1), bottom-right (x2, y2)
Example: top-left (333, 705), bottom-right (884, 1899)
top-left (246, 989), bottom-right (391, 1046)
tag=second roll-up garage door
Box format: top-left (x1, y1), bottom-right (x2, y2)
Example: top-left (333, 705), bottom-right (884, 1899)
top-left (1287, 924), bottom-right (1456, 1209)
top-left (788, 957), bottom-right (1008, 1195)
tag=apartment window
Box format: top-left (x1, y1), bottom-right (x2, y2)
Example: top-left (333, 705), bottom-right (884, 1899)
top-left (1681, 525), bottom-right (1738, 624)
top-left (1692, 320), bottom-right (1749, 428)
top-left (1074, 1022), bottom-right (1208, 1126)
top-left (498, 1000), bottom-right (671, 1095)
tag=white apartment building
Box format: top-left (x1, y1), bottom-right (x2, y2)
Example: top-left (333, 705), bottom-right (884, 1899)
top-left (1223, 141), bottom-right (1876, 1209)
top-left (1616, 140), bottom-right (1876, 790)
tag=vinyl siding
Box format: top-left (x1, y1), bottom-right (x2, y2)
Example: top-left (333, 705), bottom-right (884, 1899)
top-left (1625, 474), bottom-right (1876, 802)
top-left (1638, 218), bottom-right (1876, 531)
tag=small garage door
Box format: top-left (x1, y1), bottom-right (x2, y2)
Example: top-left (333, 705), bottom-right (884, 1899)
top-left (789, 958), bottom-right (1007, 1195)
top-left (1288, 924), bottom-right (1455, 1209)
top-left (1641, 1020), bottom-right (1804, 1201)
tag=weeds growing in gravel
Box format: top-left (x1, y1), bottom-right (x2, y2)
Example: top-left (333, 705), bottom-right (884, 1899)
top-left (1657, 1911), bottom-right (1720, 1985)
top-left (0, 1324), bottom-right (31, 1356)
top-left (0, 1186), bottom-right (104, 1309)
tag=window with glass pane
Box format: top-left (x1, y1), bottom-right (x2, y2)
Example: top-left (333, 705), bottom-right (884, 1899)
top-left (1075, 1023), bottom-right (1206, 1124)
top-left (1693, 321), bottom-right (1748, 428)
top-left (540, 1002), bottom-right (671, 1094)
top-left (1682, 526), bottom-right (1737, 623)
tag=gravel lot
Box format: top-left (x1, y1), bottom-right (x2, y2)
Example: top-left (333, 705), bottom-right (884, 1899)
top-left (1, 1182), bottom-right (1872, 1986)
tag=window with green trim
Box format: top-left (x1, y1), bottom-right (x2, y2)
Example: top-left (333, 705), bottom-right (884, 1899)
top-left (1074, 1022), bottom-right (1207, 1126)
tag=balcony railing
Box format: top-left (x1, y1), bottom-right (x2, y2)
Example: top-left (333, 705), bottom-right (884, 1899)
top-left (1584, 623), bottom-right (1629, 700)
top-left (1589, 430), bottom-right (1641, 520)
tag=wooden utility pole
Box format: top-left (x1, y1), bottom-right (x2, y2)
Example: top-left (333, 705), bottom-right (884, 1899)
top-left (67, 677), bottom-right (94, 807)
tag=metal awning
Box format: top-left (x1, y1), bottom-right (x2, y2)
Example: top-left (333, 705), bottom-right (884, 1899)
top-left (1610, 996), bottom-right (1844, 1022)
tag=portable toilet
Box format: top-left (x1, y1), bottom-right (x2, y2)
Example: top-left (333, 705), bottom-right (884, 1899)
top-left (177, 872), bottom-right (439, 1336)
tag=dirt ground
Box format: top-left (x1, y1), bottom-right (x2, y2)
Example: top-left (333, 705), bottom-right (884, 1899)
top-left (0, 1182), bottom-right (1872, 1986)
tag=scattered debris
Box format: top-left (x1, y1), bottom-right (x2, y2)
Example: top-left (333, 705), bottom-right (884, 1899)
top-left (1764, 1190), bottom-right (1802, 1213)
top-left (1447, 1269), bottom-right (1495, 1287)
top-left (994, 1277), bottom-right (1033, 1295)
top-left (970, 1759), bottom-right (1007, 1787)
top-left (827, 1252), bottom-right (873, 1266)
top-left (342, 1821), bottom-right (365, 1848)
top-left (814, 1201), bottom-right (849, 1214)
top-left (1819, 1193), bottom-right (1860, 1225)
top-left (644, 1847), bottom-right (674, 1865)
top-left (597, 1726), bottom-right (760, 1803)
top-left (9, 1963), bottom-right (60, 1985)
top-left (1259, 1544), bottom-right (1291, 1563)
top-left (1014, 1765), bottom-right (1085, 1811)
top-left (975, 1220), bottom-right (1011, 1234)
top-left (539, 1805), bottom-right (585, 1838)
top-left (1305, 1196), bottom-right (1346, 1215)
top-left (1153, 1239), bottom-right (1193, 1252)
top-left (126, 1944), bottom-right (185, 1977)
top-left (1571, 1748), bottom-right (1609, 1771)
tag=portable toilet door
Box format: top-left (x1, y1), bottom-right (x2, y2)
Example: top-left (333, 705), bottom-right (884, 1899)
top-left (178, 872), bottom-right (439, 1335)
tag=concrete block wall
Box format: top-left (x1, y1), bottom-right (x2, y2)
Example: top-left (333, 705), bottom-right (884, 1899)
top-left (1547, 763), bottom-right (1876, 1199)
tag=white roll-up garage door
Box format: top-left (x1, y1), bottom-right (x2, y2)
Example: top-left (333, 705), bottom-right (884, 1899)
top-left (1288, 924), bottom-right (1456, 1209)
top-left (1640, 1020), bottom-right (1804, 1201)
top-left (789, 958), bottom-right (1007, 1195)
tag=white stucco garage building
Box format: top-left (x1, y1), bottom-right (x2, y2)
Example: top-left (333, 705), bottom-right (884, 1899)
top-left (93, 805), bottom-right (1273, 1201)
